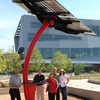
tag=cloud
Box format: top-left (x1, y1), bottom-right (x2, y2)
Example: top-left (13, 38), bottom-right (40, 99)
top-left (71, 9), bottom-right (100, 19)
top-left (0, 38), bottom-right (14, 52)
top-left (0, 18), bottom-right (18, 29)
top-left (75, 10), bottom-right (100, 15)
top-left (0, 20), bottom-right (13, 29)
top-left (0, 10), bottom-right (20, 29)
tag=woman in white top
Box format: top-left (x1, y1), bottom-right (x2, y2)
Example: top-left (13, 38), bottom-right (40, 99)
top-left (59, 69), bottom-right (70, 100)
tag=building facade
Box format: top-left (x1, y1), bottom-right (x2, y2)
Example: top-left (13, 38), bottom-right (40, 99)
top-left (14, 15), bottom-right (100, 71)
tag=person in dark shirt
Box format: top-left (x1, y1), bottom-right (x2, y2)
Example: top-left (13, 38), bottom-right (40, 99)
top-left (33, 69), bottom-right (45, 100)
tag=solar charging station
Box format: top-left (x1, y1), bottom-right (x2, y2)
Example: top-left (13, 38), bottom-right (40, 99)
top-left (12, 0), bottom-right (94, 100)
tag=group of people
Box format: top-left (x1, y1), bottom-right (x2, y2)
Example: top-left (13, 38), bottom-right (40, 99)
top-left (9, 67), bottom-right (70, 100)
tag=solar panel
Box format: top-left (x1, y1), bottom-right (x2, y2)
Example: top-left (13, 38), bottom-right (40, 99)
top-left (12, 0), bottom-right (95, 35)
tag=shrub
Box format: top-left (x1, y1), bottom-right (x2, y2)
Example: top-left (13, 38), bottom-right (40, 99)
top-left (74, 63), bottom-right (84, 75)
top-left (2, 82), bottom-right (9, 87)
top-left (0, 81), bottom-right (9, 88)
top-left (0, 82), bottom-right (3, 88)
top-left (90, 70), bottom-right (96, 74)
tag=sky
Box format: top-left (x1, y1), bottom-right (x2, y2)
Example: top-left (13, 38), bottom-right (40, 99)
top-left (0, 0), bottom-right (100, 52)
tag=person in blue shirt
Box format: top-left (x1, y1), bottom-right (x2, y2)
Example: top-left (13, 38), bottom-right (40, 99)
top-left (9, 68), bottom-right (22, 100)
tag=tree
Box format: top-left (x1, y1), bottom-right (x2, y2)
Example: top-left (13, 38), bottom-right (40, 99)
top-left (48, 51), bottom-right (72, 72)
top-left (29, 48), bottom-right (45, 72)
top-left (74, 62), bottom-right (84, 75)
top-left (0, 49), bottom-right (7, 73)
top-left (0, 57), bottom-right (6, 73)
top-left (4, 47), bottom-right (21, 73)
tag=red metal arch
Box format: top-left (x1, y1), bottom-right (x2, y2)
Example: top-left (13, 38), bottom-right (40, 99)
top-left (23, 20), bottom-right (54, 100)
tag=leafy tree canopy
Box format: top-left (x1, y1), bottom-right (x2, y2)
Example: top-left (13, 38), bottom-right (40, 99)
top-left (29, 48), bottom-right (45, 72)
top-left (74, 62), bottom-right (84, 75)
top-left (49, 51), bottom-right (72, 72)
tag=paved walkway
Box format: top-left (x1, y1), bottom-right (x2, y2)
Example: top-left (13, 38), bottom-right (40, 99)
top-left (68, 79), bottom-right (100, 92)
top-left (0, 90), bottom-right (84, 100)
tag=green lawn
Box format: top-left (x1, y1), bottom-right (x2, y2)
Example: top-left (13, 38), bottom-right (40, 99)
top-left (94, 77), bottom-right (100, 80)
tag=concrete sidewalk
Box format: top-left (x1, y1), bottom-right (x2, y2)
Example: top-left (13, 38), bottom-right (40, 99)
top-left (67, 79), bottom-right (100, 100)
top-left (68, 79), bottom-right (100, 92)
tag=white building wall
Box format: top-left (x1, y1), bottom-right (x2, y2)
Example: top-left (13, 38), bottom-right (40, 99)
top-left (16, 15), bottom-right (100, 58)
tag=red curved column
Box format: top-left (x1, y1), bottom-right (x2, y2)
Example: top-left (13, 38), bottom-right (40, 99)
top-left (23, 20), bottom-right (54, 100)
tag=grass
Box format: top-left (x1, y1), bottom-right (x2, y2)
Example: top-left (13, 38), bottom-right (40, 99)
top-left (94, 77), bottom-right (100, 80)
top-left (70, 73), bottom-right (100, 80)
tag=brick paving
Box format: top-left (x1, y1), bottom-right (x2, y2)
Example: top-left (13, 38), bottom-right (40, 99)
top-left (0, 91), bottom-right (83, 100)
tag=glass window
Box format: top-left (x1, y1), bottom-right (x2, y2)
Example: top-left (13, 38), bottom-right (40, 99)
top-left (28, 33), bottom-right (35, 41)
top-left (24, 47), bottom-right (100, 59)
top-left (31, 22), bottom-right (42, 28)
top-left (88, 25), bottom-right (100, 37)
top-left (37, 34), bottom-right (82, 41)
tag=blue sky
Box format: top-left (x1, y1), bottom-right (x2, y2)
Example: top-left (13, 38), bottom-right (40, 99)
top-left (0, 0), bottom-right (100, 52)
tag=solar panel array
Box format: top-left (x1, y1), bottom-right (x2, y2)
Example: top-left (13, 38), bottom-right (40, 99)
top-left (12, 0), bottom-right (94, 34)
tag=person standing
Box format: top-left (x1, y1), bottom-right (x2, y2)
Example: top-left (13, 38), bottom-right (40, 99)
top-left (52, 67), bottom-right (60, 100)
top-left (59, 69), bottom-right (70, 100)
top-left (33, 69), bottom-right (45, 100)
top-left (46, 73), bottom-right (59, 100)
top-left (9, 68), bottom-right (22, 100)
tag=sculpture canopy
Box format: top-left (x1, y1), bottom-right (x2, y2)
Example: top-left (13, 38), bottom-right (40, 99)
top-left (12, 0), bottom-right (94, 35)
